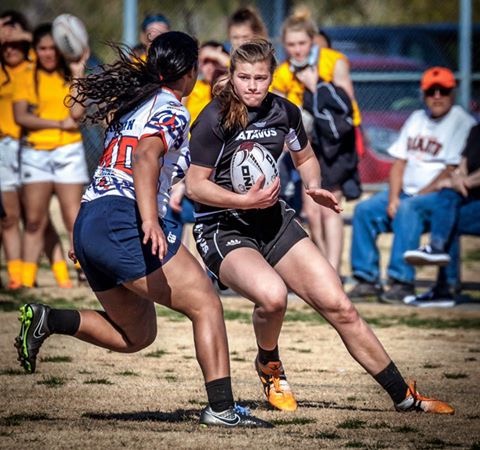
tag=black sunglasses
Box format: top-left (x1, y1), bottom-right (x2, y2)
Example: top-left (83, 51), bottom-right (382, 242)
top-left (424, 87), bottom-right (453, 97)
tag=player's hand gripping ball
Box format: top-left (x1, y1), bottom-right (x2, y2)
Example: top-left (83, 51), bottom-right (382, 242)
top-left (230, 142), bottom-right (279, 194)
top-left (52, 14), bottom-right (89, 62)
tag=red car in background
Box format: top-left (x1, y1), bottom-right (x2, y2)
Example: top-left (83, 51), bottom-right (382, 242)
top-left (349, 55), bottom-right (426, 184)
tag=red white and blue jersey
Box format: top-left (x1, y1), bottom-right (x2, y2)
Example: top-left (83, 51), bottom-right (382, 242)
top-left (83, 88), bottom-right (190, 218)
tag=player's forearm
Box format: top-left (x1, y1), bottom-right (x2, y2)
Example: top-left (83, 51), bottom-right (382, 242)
top-left (133, 150), bottom-right (161, 222)
top-left (388, 159), bottom-right (405, 201)
top-left (185, 176), bottom-right (247, 209)
top-left (14, 107), bottom-right (63, 131)
top-left (296, 155), bottom-right (321, 190)
top-left (465, 169), bottom-right (480, 189)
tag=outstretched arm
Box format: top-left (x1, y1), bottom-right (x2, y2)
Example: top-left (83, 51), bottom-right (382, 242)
top-left (290, 143), bottom-right (341, 213)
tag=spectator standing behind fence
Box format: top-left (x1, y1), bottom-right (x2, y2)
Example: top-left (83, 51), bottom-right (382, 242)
top-left (132, 13), bottom-right (171, 59)
top-left (349, 67), bottom-right (476, 303)
top-left (0, 11), bottom-right (65, 290)
top-left (0, 11), bottom-right (32, 290)
top-left (271, 7), bottom-right (362, 276)
top-left (12, 23), bottom-right (90, 288)
top-left (227, 6), bottom-right (268, 52)
top-left (402, 123), bottom-right (480, 307)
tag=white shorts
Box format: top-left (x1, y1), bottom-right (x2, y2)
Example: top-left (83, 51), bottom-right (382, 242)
top-left (21, 141), bottom-right (89, 185)
top-left (0, 136), bottom-right (21, 192)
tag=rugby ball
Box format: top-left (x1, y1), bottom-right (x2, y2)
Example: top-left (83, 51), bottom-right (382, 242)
top-left (52, 14), bottom-right (88, 62)
top-left (230, 142), bottom-right (278, 194)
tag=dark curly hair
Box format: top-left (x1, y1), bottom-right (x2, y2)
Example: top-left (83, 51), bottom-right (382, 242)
top-left (70, 31), bottom-right (198, 128)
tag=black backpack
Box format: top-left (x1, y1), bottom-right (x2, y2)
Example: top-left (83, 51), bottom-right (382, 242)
top-left (303, 81), bottom-right (361, 200)
top-left (303, 81), bottom-right (354, 160)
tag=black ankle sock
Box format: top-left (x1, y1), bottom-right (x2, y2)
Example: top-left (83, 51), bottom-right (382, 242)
top-left (47, 309), bottom-right (81, 336)
top-left (373, 361), bottom-right (409, 404)
top-left (257, 344), bottom-right (280, 365)
top-left (205, 377), bottom-right (234, 412)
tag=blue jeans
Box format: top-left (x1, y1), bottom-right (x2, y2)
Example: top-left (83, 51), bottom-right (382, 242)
top-left (437, 196), bottom-right (480, 288)
top-left (430, 188), bottom-right (464, 251)
top-left (164, 197), bottom-right (195, 227)
top-left (351, 189), bottom-right (439, 284)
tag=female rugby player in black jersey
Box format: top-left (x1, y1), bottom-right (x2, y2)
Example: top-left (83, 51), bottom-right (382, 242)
top-left (185, 38), bottom-right (453, 415)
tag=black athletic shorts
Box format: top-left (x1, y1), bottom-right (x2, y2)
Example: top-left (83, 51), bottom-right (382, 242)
top-left (192, 199), bottom-right (308, 281)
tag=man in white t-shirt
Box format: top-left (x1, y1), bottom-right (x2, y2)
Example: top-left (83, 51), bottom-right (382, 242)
top-left (348, 67), bottom-right (476, 303)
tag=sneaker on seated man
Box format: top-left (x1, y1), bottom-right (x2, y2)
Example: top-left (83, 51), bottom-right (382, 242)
top-left (404, 244), bottom-right (450, 266)
top-left (403, 284), bottom-right (455, 308)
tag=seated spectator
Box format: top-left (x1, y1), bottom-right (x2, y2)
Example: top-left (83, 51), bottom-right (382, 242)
top-left (403, 123), bottom-right (480, 307)
top-left (349, 67), bottom-right (476, 303)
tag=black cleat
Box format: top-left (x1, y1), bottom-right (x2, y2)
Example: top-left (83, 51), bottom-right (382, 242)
top-left (199, 404), bottom-right (273, 428)
top-left (14, 304), bottom-right (51, 373)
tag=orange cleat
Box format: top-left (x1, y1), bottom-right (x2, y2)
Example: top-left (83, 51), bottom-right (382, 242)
top-left (395, 380), bottom-right (454, 414)
top-left (7, 280), bottom-right (23, 290)
top-left (255, 357), bottom-right (298, 411)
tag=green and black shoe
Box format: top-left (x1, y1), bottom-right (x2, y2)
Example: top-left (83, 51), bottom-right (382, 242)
top-left (14, 304), bottom-right (51, 373)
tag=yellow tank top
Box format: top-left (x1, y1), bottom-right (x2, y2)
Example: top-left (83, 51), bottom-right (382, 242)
top-left (271, 47), bottom-right (361, 126)
top-left (184, 79), bottom-right (212, 124)
top-left (12, 66), bottom-right (82, 150)
top-left (0, 60), bottom-right (31, 139)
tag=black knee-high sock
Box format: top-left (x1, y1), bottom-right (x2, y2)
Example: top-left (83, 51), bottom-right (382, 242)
top-left (205, 377), bottom-right (234, 412)
top-left (373, 361), bottom-right (409, 404)
top-left (257, 344), bottom-right (280, 365)
top-left (47, 309), bottom-right (81, 336)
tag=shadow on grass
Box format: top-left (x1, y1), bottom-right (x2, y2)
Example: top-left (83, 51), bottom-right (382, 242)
top-left (298, 400), bottom-right (384, 413)
top-left (82, 409), bottom-right (200, 423)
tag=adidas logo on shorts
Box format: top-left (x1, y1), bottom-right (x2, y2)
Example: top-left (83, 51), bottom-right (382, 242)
top-left (226, 239), bottom-right (241, 246)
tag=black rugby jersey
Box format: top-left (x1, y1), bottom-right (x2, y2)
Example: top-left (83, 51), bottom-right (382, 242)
top-left (190, 92), bottom-right (308, 215)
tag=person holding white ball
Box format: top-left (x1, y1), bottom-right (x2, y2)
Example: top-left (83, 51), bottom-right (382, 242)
top-left (185, 39), bottom-right (454, 416)
top-left (12, 23), bottom-right (90, 288)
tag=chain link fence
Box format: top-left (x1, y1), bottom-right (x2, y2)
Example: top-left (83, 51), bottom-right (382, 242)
top-left (2, 0), bottom-right (479, 184)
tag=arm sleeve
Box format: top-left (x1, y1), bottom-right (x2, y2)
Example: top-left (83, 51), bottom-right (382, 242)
top-left (284, 101), bottom-right (309, 152)
top-left (189, 105), bottom-right (225, 168)
top-left (139, 103), bottom-right (189, 152)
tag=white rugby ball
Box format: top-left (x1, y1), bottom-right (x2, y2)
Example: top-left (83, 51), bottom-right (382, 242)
top-left (52, 14), bottom-right (88, 62)
top-left (230, 142), bottom-right (279, 194)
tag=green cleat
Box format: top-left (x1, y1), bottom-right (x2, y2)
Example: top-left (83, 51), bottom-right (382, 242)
top-left (14, 304), bottom-right (51, 373)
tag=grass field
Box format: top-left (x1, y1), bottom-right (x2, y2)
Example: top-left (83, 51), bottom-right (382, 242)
top-left (1, 285), bottom-right (480, 449)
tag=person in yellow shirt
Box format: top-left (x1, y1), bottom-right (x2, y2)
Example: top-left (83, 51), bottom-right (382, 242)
top-left (0, 11), bottom-right (65, 290)
top-left (271, 7), bottom-right (362, 277)
top-left (12, 23), bottom-right (89, 289)
top-left (0, 11), bottom-right (32, 289)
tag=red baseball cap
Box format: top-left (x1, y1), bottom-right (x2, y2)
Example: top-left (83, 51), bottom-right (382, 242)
top-left (421, 67), bottom-right (456, 91)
